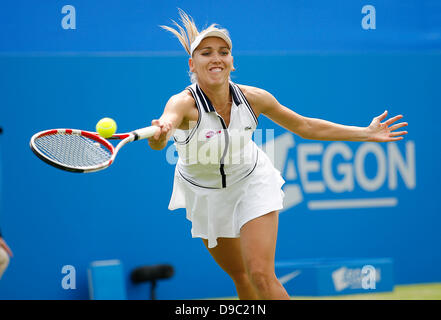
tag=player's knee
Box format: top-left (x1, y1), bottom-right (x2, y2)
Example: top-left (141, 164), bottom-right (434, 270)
top-left (247, 268), bottom-right (275, 293)
top-left (229, 270), bottom-right (251, 286)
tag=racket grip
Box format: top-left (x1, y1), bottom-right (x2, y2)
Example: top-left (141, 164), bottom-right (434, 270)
top-left (132, 126), bottom-right (160, 141)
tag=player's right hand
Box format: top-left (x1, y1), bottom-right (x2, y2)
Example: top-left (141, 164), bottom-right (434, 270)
top-left (148, 119), bottom-right (172, 150)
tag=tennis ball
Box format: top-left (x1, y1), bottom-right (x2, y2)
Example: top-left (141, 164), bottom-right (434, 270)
top-left (96, 117), bottom-right (117, 138)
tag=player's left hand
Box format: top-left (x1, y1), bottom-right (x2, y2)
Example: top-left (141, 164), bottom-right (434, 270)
top-left (366, 110), bottom-right (408, 142)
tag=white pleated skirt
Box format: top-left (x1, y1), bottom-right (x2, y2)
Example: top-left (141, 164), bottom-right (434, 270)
top-left (168, 147), bottom-right (285, 248)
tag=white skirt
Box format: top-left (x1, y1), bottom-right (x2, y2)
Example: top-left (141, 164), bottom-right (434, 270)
top-left (168, 147), bottom-right (285, 248)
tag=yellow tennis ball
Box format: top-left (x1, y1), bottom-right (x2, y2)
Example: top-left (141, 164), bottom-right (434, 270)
top-left (96, 117), bottom-right (117, 138)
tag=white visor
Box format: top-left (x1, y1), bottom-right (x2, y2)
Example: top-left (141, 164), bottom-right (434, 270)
top-left (190, 29), bottom-right (232, 56)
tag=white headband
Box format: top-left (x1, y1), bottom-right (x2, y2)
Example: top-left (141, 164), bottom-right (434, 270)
top-left (190, 29), bottom-right (233, 56)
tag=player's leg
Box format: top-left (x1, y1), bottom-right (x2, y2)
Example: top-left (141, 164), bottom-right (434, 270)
top-left (240, 211), bottom-right (290, 300)
top-left (202, 237), bottom-right (259, 299)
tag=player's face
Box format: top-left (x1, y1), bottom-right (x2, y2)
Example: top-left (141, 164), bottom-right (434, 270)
top-left (189, 37), bottom-right (234, 86)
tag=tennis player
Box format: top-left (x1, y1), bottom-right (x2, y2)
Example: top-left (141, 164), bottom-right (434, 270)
top-left (148, 10), bottom-right (408, 300)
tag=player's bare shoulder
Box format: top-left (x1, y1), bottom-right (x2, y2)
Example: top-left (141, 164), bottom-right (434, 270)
top-left (167, 89), bottom-right (195, 112)
top-left (166, 89), bottom-right (198, 130)
top-left (236, 84), bottom-right (275, 117)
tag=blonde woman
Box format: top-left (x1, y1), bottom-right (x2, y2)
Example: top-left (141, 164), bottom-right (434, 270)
top-left (148, 10), bottom-right (408, 300)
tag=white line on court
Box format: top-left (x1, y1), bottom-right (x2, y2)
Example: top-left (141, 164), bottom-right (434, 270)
top-left (307, 197), bottom-right (398, 210)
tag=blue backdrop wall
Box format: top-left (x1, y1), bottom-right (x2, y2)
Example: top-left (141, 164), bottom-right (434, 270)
top-left (0, 0), bottom-right (440, 299)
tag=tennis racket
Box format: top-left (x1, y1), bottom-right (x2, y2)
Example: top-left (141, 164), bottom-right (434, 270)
top-left (29, 126), bottom-right (159, 173)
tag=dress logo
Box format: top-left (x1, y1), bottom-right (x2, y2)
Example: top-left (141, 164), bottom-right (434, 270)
top-left (205, 130), bottom-right (222, 139)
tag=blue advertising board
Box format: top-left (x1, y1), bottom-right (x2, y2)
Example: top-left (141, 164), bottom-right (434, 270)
top-left (275, 258), bottom-right (394, 296)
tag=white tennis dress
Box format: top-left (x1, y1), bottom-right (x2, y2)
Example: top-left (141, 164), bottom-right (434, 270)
top-left (168, 81), bottom-right (285, 248)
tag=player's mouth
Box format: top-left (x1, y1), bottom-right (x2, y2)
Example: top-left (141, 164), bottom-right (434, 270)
top-left (209, 66), bottom-right (223, 73)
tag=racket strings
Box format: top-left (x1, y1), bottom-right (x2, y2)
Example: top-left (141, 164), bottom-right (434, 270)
top-left (34, 133), bottom-right (112, 168)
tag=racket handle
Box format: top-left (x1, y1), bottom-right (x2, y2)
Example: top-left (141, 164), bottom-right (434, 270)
top-left (132, 126), bottom-right (160, 141)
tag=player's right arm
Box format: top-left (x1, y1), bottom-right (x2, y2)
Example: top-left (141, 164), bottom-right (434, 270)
top-left (148, 90), bottom-right (196, 150)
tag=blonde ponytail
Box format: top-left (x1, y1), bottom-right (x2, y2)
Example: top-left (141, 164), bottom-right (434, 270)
top-left (160, 9), bottom-right (199, 55)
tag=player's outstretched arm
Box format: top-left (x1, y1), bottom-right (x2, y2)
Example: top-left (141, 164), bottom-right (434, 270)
top-left (148, 91), bottom-right (195, 150)
top-left (246, 86), bottom-right (408, 142)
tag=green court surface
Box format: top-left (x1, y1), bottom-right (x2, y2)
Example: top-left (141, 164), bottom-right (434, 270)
top-left (293, 283), bottom-right (441, 300)
top-left (213, 283), bottom-right (441, 300)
